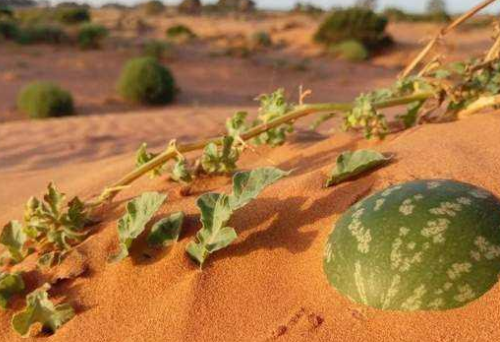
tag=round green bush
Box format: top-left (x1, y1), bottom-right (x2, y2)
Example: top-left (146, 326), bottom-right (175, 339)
top-left (77, 23), bottom-right (107, 49)
top-left (17, 82), bottom-right (74, 119)
top-left (314, 8), bottom-right (392, 52)
top-left (54, 7), bottom-right (90, 25)
top-left (324, 179), bottom-right (500, 311)
top-left (329, 40), bottom-right (368, 62)
top-left (118, 57), bottom-right (177, 105)
top-left (166, 24), bottom-right (196, 41)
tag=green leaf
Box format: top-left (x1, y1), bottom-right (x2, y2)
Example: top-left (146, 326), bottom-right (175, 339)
top-left (44, 182), bottom-right (65, 218)
top-left (0, 221), bottom-right (29, 264)
top-left (0, 272), bottom-right (24, 310)
top-left (186, 167), bottom-right (288, 266)
top-left (397, 101), bottom-right (425, 128)
top-left (186, 193), bottom-right (236, 265)
top-left (170, 158), bottom-right (192, 183)
top-left (11, 283), bottom-right (74, 338)
top-left (200, 136), bottom-right (240, 174)
top-left (229, 167), bottom-right (291, 209)
top-left (226, 111), bottom-right (248, 138)
top-left (253, 89), bottom-right (294, 146)
top-left (326, 150), bottom-right (392, 187)
top-left (136, 143), bottom-right (162, 178)
top-left (147, 212), bottom-right (184, 248)
top-left (344, 94), bottom-right (388, 139)
top-left (23, 183), bottom-right (89, 252)
top-left (110, 192), bottom-right (167, 262)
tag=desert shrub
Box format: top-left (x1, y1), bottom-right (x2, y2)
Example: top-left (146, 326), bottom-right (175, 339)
top-left (118, 57), bottom-right (177, 105)
top-left (15, 8), bottom-right (52, 25)
top-left (216, 0), bottom-right (255, 12)
top-left (101, 3), bottom-right (129, 10)
top-left (77, 23), bottom-right (107, 49)
top-left (142, 39), bottom-right (173, 60)
top-left (17, 82), bottom-right (74, 119)
top-left (15, 24), bottom-right (67, 44)
top-left (251, 31), bottom-right (272, 48)
top-left (54, 7), bottom-right (90, 25)
top-left (56, 2), bottom-right (90, 9)
top-left (142, 0), bottom-right (165, 15)
top-left (0, 6), bottom-right (14, 19)
top-left (329, 40), bottom-right (369, 62)
top-left (178, 0), bottom-right (201, 14)
top-left (166, 24), bottom-right (196, 41)
top-left (292, 2), bottom-right (324, 15)
top-left (0, 20), bottom-right (19, 39)
top-left (314, 8), bottom-right (392, 53)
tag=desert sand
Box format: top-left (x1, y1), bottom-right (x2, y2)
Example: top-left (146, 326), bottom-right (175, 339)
top-left (1, 10), bottom-right (500, 342)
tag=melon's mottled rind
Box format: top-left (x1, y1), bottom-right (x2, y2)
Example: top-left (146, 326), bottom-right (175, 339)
top-left (324, 179), bottom-right (500, 311)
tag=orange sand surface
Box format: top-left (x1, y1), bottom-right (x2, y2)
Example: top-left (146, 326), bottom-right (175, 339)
top-left (1, 109), bottom-right (500, 341)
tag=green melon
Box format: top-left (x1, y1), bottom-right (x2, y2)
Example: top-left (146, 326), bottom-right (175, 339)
top-left (324, 179), bottom-right (500, 311)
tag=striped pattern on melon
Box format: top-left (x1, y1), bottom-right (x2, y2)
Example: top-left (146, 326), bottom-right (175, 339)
top-left (324, 180), bottom-right (500, 311)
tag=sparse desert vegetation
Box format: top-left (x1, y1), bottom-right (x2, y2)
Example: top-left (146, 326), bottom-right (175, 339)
top-left (1, 1), bottom-right (500, 341)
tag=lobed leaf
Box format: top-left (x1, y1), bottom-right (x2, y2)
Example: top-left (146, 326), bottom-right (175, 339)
top-left (229, 167), bottom-right (291, 209)
top-left (110, 192), bottom-right (167, 262)
top-left (170, 157), bottom-right (192, 183)
top-left (226, 111), bottom-right (249, 138)
top-left (0, 221), bottom-right (29, 264)
top-left (253, 89), bottom-right (294, 146)
top-left (326, 150), bottom-right (392, 187)
top-left (11, 283), bottom-right (74, 338)
top-left (200, 136), bottom-right (240, 174)
top-left (186, 167), bottom-right (288, 266)
top-left (136, 143), bottom-right (163, 178)
top-left (147, 212), bottom-right (184, 248)
top-left (0, 272), bottom-right (24, 310)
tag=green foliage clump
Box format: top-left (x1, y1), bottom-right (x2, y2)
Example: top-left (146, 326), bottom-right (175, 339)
top-left (142, 0), bottom-right (165, 15)
top-left (77, 23), bottom-right (107, 49)
top-left (0, 20), bottom-right (18, 40)
top-left (142, 39), bottom-right (173, 60)
top-left (118, 57), bottom-right (177, 105)
top-left (251, 31), bottom-right (272, 49)
top-left (0, 6), bottom-right (14, 19)
top-left (329, 39), bottom-right (369, 62)
top-left (15, 24), bottom-right (67, 45)
top-left (12, 283), bottom-right (75, 337)
top-left (54, 7), bottom-right (90, 25)
top-left (17, 82), bottom-right (74, 119)
top-left (324, 179), bottom-right (500, 311)
top-left (166, 24), bottom-right (196, 41)
top-left (314, 8), bottom-right (392, 53)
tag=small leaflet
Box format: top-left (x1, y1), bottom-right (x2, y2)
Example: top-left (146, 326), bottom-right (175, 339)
top-left (0, 272), bottom-right (24, 310)
top-left (11, 283), bottom-right (75, 337)
top-left (109, 192), bottom-right (167, 262)
top-left (147, 212), bottom-right (184, 248)
top-left (326, 150), bottom-right (393, 187)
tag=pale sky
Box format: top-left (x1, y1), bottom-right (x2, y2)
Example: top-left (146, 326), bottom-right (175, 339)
top-left (59, 0), bottom-right (500, 13)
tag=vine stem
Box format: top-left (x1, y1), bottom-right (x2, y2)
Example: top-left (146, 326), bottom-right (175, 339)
top-left (91, 91), bottom-right (435, 204)
top-left (400, 0), bottom-right (499, 79)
